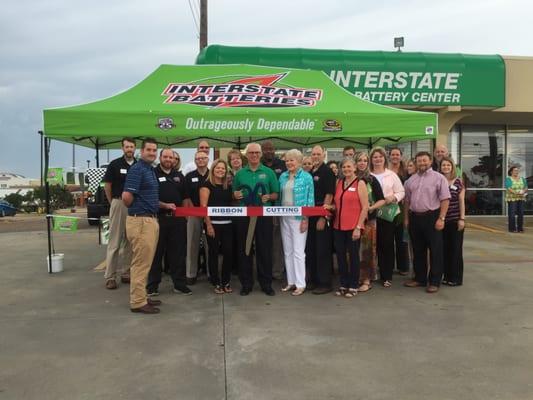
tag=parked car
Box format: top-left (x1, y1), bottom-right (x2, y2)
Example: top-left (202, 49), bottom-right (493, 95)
top-left (0, 200), bottom-right (17, 217)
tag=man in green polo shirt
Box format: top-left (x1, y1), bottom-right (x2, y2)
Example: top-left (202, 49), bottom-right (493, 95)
top-left (233, 143), bottom-right (280, 296)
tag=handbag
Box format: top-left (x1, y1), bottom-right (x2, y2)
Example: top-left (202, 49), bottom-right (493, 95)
top-left (377, 202), bottom-right (400, 222)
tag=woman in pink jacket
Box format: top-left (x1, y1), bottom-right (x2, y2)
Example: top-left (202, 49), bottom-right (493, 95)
top-left (369, 147), bottom-right (405, 288)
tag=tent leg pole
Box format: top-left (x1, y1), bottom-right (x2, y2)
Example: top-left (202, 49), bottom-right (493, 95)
top-left (39, 131), bottom-right (44, 188)
top-left (44, 137), bottom-right (53, 274)
top-left (95, 140), bottom-right (100, 168)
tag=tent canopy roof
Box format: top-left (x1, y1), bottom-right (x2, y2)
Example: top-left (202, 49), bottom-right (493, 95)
top-left (43, 64), bottom-right (437, 149)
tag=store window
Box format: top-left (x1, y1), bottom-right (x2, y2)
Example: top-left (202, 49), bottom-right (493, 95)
top-left (507, 127), bottom-right (533, 215)
top-left (448, 126), bottom-right (460, 166)
top-left (461, 125), bottom-right (505, 215)
top-left (461, 126), bottom-right (504, 188)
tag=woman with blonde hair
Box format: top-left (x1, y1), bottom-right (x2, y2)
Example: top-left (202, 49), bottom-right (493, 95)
top-left (369, 147), bottom-right (405, 288)
top-left (355, 151), bottom-right (385, 292)
top-left (199, 159), bottom-right (234, 294)
top-left (278, 149), bottom-right (315, 296)
top-left (440, 156), bottom-right (465, 286)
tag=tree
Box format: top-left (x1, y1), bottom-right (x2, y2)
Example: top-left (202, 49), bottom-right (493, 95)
top-left (3, 193), bottom-right (24, 209)
top-left (32, 185), bottom-right (74, 210)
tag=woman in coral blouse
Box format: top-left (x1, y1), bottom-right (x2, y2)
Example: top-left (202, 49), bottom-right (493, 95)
top-left (324, 158), bottom-right (368, 298)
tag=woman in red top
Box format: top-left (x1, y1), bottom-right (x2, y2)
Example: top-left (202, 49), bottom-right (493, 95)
top-left (325, 158), bottom-right (369, 298)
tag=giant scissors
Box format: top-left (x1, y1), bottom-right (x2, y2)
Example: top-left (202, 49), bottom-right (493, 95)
top-left (237, 183), bottom-right (267, 256)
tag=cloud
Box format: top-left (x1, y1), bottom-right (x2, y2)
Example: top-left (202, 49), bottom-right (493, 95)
top-left (0, 0), bottom-right (531, 177)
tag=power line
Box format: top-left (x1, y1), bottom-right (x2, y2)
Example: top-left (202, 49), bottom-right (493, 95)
top-left (188, 0), bottom-right (200, 38)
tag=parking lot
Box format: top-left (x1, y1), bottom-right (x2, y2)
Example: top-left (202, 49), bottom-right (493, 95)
top-left (1, 215), bottom-right (532, 400)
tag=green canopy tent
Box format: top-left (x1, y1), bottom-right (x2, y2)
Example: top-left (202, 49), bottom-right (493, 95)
top-left (43, 64), bottom-right (437, 149)
top-left (41, 63), bottom-right (438, 273)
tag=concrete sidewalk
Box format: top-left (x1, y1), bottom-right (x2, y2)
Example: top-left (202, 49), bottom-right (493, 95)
top-left (0, 219), bottom-right (532, 400)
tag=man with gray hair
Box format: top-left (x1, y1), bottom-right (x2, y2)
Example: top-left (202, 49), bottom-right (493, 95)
top-left (233, 143), bottom-right (280, 296)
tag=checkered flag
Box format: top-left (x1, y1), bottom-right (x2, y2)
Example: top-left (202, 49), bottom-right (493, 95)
top-left (85, 168), bottom-right (107, 194)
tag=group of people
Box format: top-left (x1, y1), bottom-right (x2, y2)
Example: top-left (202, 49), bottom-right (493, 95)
top-left (102, 137), bottom-right (468, 314)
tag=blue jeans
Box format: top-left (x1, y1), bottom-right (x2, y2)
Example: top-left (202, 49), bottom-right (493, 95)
top-left (508, 201), bottom-right (524, 232)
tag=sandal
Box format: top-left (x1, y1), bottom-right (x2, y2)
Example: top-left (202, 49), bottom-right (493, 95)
top-left (383, 280), bottom-right (392, 288)
top-left (291, 288), bottom-right (305, 296)
top-left (335, 287), bottom-right (347, 297)
top-left (214, 286), bottom-right (225, 294)
top-left (344, 288), bottom-right (357, 298)
top-left (223, 285), bottom-right (233, 293)
top-left (281, 284), bottom-right (296, 292)
top-left (358, 283), bottom-right (372, 293)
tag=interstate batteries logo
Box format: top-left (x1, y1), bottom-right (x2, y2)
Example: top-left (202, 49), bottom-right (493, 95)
top-left (162, 73), bottom-right (322, 108)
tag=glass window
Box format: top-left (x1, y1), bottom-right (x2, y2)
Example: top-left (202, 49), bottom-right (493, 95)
top-left (66, 172), bottom-right (75, 185)
top-left (448, 126), bottom-right (460, 165)
top-left (507, 127), bottom-right (533, 186)
top-left (466, 190), bottom-right (504, 215)
top-left (460, 125), bottom-right (504, 189)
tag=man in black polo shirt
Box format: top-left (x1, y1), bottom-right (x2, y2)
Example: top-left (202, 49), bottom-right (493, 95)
top-left (146, 148), bottom-right (191, 297)
top-left (306, 145), bottom-right (336, 294)
top-left (261, 140), bottom-right (287, 281)
top-left (184, 151), bottom-right (209, 285)
top-left (102, 137), bottom-right (136, 290)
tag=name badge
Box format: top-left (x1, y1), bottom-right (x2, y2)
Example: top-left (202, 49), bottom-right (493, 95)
top-left (158, 177), bottom-right (166, 182)
top-left (120, 169), bottom-right (127, 174)
top-left (450, 184), bottom-right (457, 190)
top-left (348, 187), bottom-right (356, 192)
top-left (259, 173), bottom-right (267, 179)
top-left (192, 177), bottom-right (199, 183)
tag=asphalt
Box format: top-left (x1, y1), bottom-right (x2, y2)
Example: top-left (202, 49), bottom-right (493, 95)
top-left (0, 217), bottom-right (532, 400)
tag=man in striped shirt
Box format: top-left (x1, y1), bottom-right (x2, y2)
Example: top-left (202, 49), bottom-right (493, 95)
top-left (122, 138), bottom-right (161, 314)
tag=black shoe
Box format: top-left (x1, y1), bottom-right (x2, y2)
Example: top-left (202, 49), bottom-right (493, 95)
top-left (186, 277), bottom-right (197, 286)
top-left (147, 288), bottom-right (160, 297)
top-left (306, 283), bottom-right (317, 291)
top-left (240, 287), bottom-right (251, 296)
top-left (173, 286), bottom-right (192, 296)
top-left (312, 287), bottom-right (332, 295)
top-left (263, 287), bottom-right (275, 296)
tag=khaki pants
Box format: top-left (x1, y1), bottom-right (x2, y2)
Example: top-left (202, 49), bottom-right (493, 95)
top-left (104, 199), bottom-right (132, 281)
top-left (126, 216), bottom-right (159, 309)
top-left (186, 216), bottom-right (208, 278)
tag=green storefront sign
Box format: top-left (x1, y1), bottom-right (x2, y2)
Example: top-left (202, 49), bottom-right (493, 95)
top-left (197, 45), bottom-right (506, 107)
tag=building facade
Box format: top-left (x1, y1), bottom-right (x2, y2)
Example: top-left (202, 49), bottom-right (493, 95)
top-left (197, 46), bottom-right (533, 215)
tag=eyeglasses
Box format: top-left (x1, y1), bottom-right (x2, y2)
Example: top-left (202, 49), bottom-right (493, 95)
top-left (247, 151), bottom-right (261, 155)
top-left (195, 157), bottom-right (208, 161)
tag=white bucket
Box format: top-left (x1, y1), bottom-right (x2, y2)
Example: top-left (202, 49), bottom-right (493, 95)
top-left (46, 253), bottom-right (64, 273)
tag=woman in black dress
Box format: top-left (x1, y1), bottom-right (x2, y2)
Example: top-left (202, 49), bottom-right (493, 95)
top-left (199, 159), bottom-right (234, 294)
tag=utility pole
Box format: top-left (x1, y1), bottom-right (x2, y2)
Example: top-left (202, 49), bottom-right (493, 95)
top-left (200, 0), bottom-right (208, 51)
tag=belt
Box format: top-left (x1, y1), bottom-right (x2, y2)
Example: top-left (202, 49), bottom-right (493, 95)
top-left (130, 214), bottom-right (157, 218)
top-left (410, 210), bottom-right (438, 216)
top-left (158, 211), bottom-right (175, 217)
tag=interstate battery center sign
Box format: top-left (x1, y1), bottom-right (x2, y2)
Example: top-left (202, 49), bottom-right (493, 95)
top-left (196, 47), bottom-right (506, 107)
top-left (326, 55), bottom-right (506, 107)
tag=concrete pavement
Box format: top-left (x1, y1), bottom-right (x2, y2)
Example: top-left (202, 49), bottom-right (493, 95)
top-left (0, 218), bottom-right (532, 399)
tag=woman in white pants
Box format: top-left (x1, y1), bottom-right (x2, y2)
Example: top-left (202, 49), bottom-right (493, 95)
top-left (278, 149), bottom-right (315, 296)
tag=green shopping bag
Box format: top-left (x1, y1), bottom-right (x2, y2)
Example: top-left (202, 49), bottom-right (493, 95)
top-left (377, 202), bottom-right (400, 223)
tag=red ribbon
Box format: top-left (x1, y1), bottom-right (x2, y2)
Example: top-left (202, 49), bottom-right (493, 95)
top-left (173, 206), bottom-right (330, 217)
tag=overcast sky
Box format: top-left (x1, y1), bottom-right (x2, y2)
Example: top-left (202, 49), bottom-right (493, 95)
top-left (1, 0), bottom-right (531, 178)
